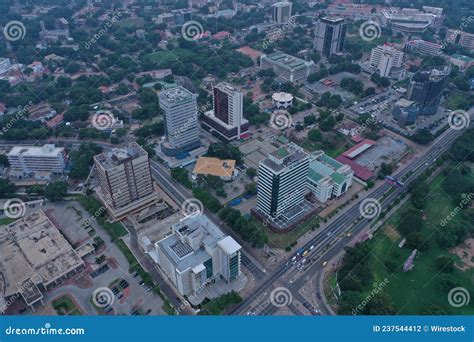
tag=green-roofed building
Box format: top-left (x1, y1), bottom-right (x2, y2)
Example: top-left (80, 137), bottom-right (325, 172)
top-left (260, 51), bottom-right (316, 82)
top-left (307, 151), bottom-right (354, 203)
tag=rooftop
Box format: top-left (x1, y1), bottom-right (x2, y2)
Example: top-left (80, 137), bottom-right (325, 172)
top-left (0, 210), bottom-right (84, 299)
top-left (8, 144), bottom-right (64, 158)
top-left (158, 86), bottom-right (195, 105)
top-left (342, 139), bottom-right (376, 159)
top-left (94, 142), bottom-right (147, 169)
top-left (263, 52), bottom-right (312, 71)
top-left (262, 144), bottom-right (307, 173)
top-left (193, 157), bottom-right (236, 178)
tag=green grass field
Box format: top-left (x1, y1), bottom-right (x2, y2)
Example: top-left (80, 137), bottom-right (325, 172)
top-left (366, 171), bottom-right (474, 315)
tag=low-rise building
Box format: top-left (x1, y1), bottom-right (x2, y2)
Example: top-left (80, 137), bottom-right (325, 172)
top-left (0, 210), bottom-right (84, 312)
top-left (0, 58), bottom-right (13, 75)
top-left (449, 54), bottom-right (474, 70)
top-left (260, 52), bottom-right (315, 83)
top-left (7, 144), bottom-right (68, 179)
top-left (307, 151), bottom-right (353, 203)
top-left (192, 157), bottom-right (237, 181)
top-left (404, 39), bottom-right (442, 56)
top-left (272, 92), bottom-right (294, 110)
top-left (145, 215), bottom-right (242, 300)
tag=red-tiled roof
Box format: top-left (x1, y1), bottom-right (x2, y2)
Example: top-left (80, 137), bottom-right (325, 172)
top-left (335, 155), bottom-right (375, 181)
top-left (342, 139), bottom-right (376, 159)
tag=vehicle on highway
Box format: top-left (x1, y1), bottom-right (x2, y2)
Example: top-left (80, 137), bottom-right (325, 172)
top-left (322, 261), bottom-right (328, 267)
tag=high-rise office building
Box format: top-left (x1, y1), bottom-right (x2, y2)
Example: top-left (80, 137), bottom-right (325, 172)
top-left (406, 66), bottom-right (450, 116)
top-left (201, 82), bottom-right (249, 141)
top-left (369, 45), bottom-right (404, 77)
top-left (94, 142), bottom-right (158, 221)
top-left (257, 144), bottom-right (309, 220)
top-left (314, 17), bottom-right (346, 57)
top-left (271, 2), bottom-right (292, 24)
top-left (158, 86), bottom-right (200, 156)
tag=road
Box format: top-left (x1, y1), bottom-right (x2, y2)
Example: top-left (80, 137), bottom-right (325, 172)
top-left (229, 125), bottom-right (468, 315)
top-left (149, 160), bottom-right (267, 281)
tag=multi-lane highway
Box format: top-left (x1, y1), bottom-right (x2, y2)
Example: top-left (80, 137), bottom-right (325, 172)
top-left (229, 125), bottom-right (468, 315)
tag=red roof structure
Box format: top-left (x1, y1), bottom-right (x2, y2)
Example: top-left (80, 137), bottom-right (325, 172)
top-left (335, 155), bottom-right (375, 181)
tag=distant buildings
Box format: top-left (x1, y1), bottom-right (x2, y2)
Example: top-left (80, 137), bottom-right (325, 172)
top-left (313, 17), bottom-right (346, 57)
top-left (260, 52), bottom-right (315, 82)
top-left (446, 30), bottom-right (474, 50)
top-left (404, 39), bottom-right (442, 56)
top-left (192, 157), bottom-right (237, 182)
top-left (307, 151), bottom-right (354, 204)
top-left (380, 7), bottom-right (442, 34)
top-left (370, 45), bottom-right (404, 78)
top-left (0, 210), bottom-right (84, 312)
top-left (201, 82), bottom-right (249, 141)
top-left (406, 67), bottom-right (450, 117)
top-left (158, 86), bottom-right (201, 156)
top-left (0, 58), bottom-right (12, 75)
top-left (144, 215), bottom-right (242, 300)
top-left (94, 142), bottom-right (158, 221)
top-left (449, 54), bottom-right (474, 70)
top-left (39, 18), bottom-right (70, 43)
top-left (256, 144), bottom-right (309, 219)
top-left (271, 2), bottom-right (292, 24)
top-left (272, 92), bottom-right (294, 110)
top-left (7, 144), bottom-right (67, 179)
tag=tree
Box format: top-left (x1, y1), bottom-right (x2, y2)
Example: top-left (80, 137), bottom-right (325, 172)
top-left (0, 179), bottom-right (17, 197)
top-left (436, 255), bottom-right (454, 273)
top-left (303, 114), bottom-right (317, 126)
top-left (0, 154), bottom-right (10, 167)
top-left (364, 293), bottom-right (396, 315)
top-left (308, 128), bottom-right (322, 142)
top-left (405, 232), bottom-right (426, 250)
top-left (45, 182), bottom-right (67, 202)
top-left (70, 143), bottom-right (102, 179)
top-left (246, 167), bottom-right (257, 178)
top-left (206, 143), bottom-right (242, 164)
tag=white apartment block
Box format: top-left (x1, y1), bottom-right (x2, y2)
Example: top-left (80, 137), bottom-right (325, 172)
top-left (271, 2), bottom-right (292, 24)
top-left (307, 151), bottom-right (353, 203)
top-left (404, 39), bottom-right (442, 56)
top-left (158, 86), bottom-right (200, 156)
top-left (257, 144), bottom-right (309, 219)
top-left (7, 144), bottom-right (67, 178)
top-left (145, 215), bottom-right (242, 300)
top-left (370, 45), bottom-right (404, 77)
top-left (94, 142), bottom-right (158, 221)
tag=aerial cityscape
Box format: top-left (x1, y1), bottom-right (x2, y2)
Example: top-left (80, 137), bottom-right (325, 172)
top-left (0, 0), bottom-right (473, 325)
